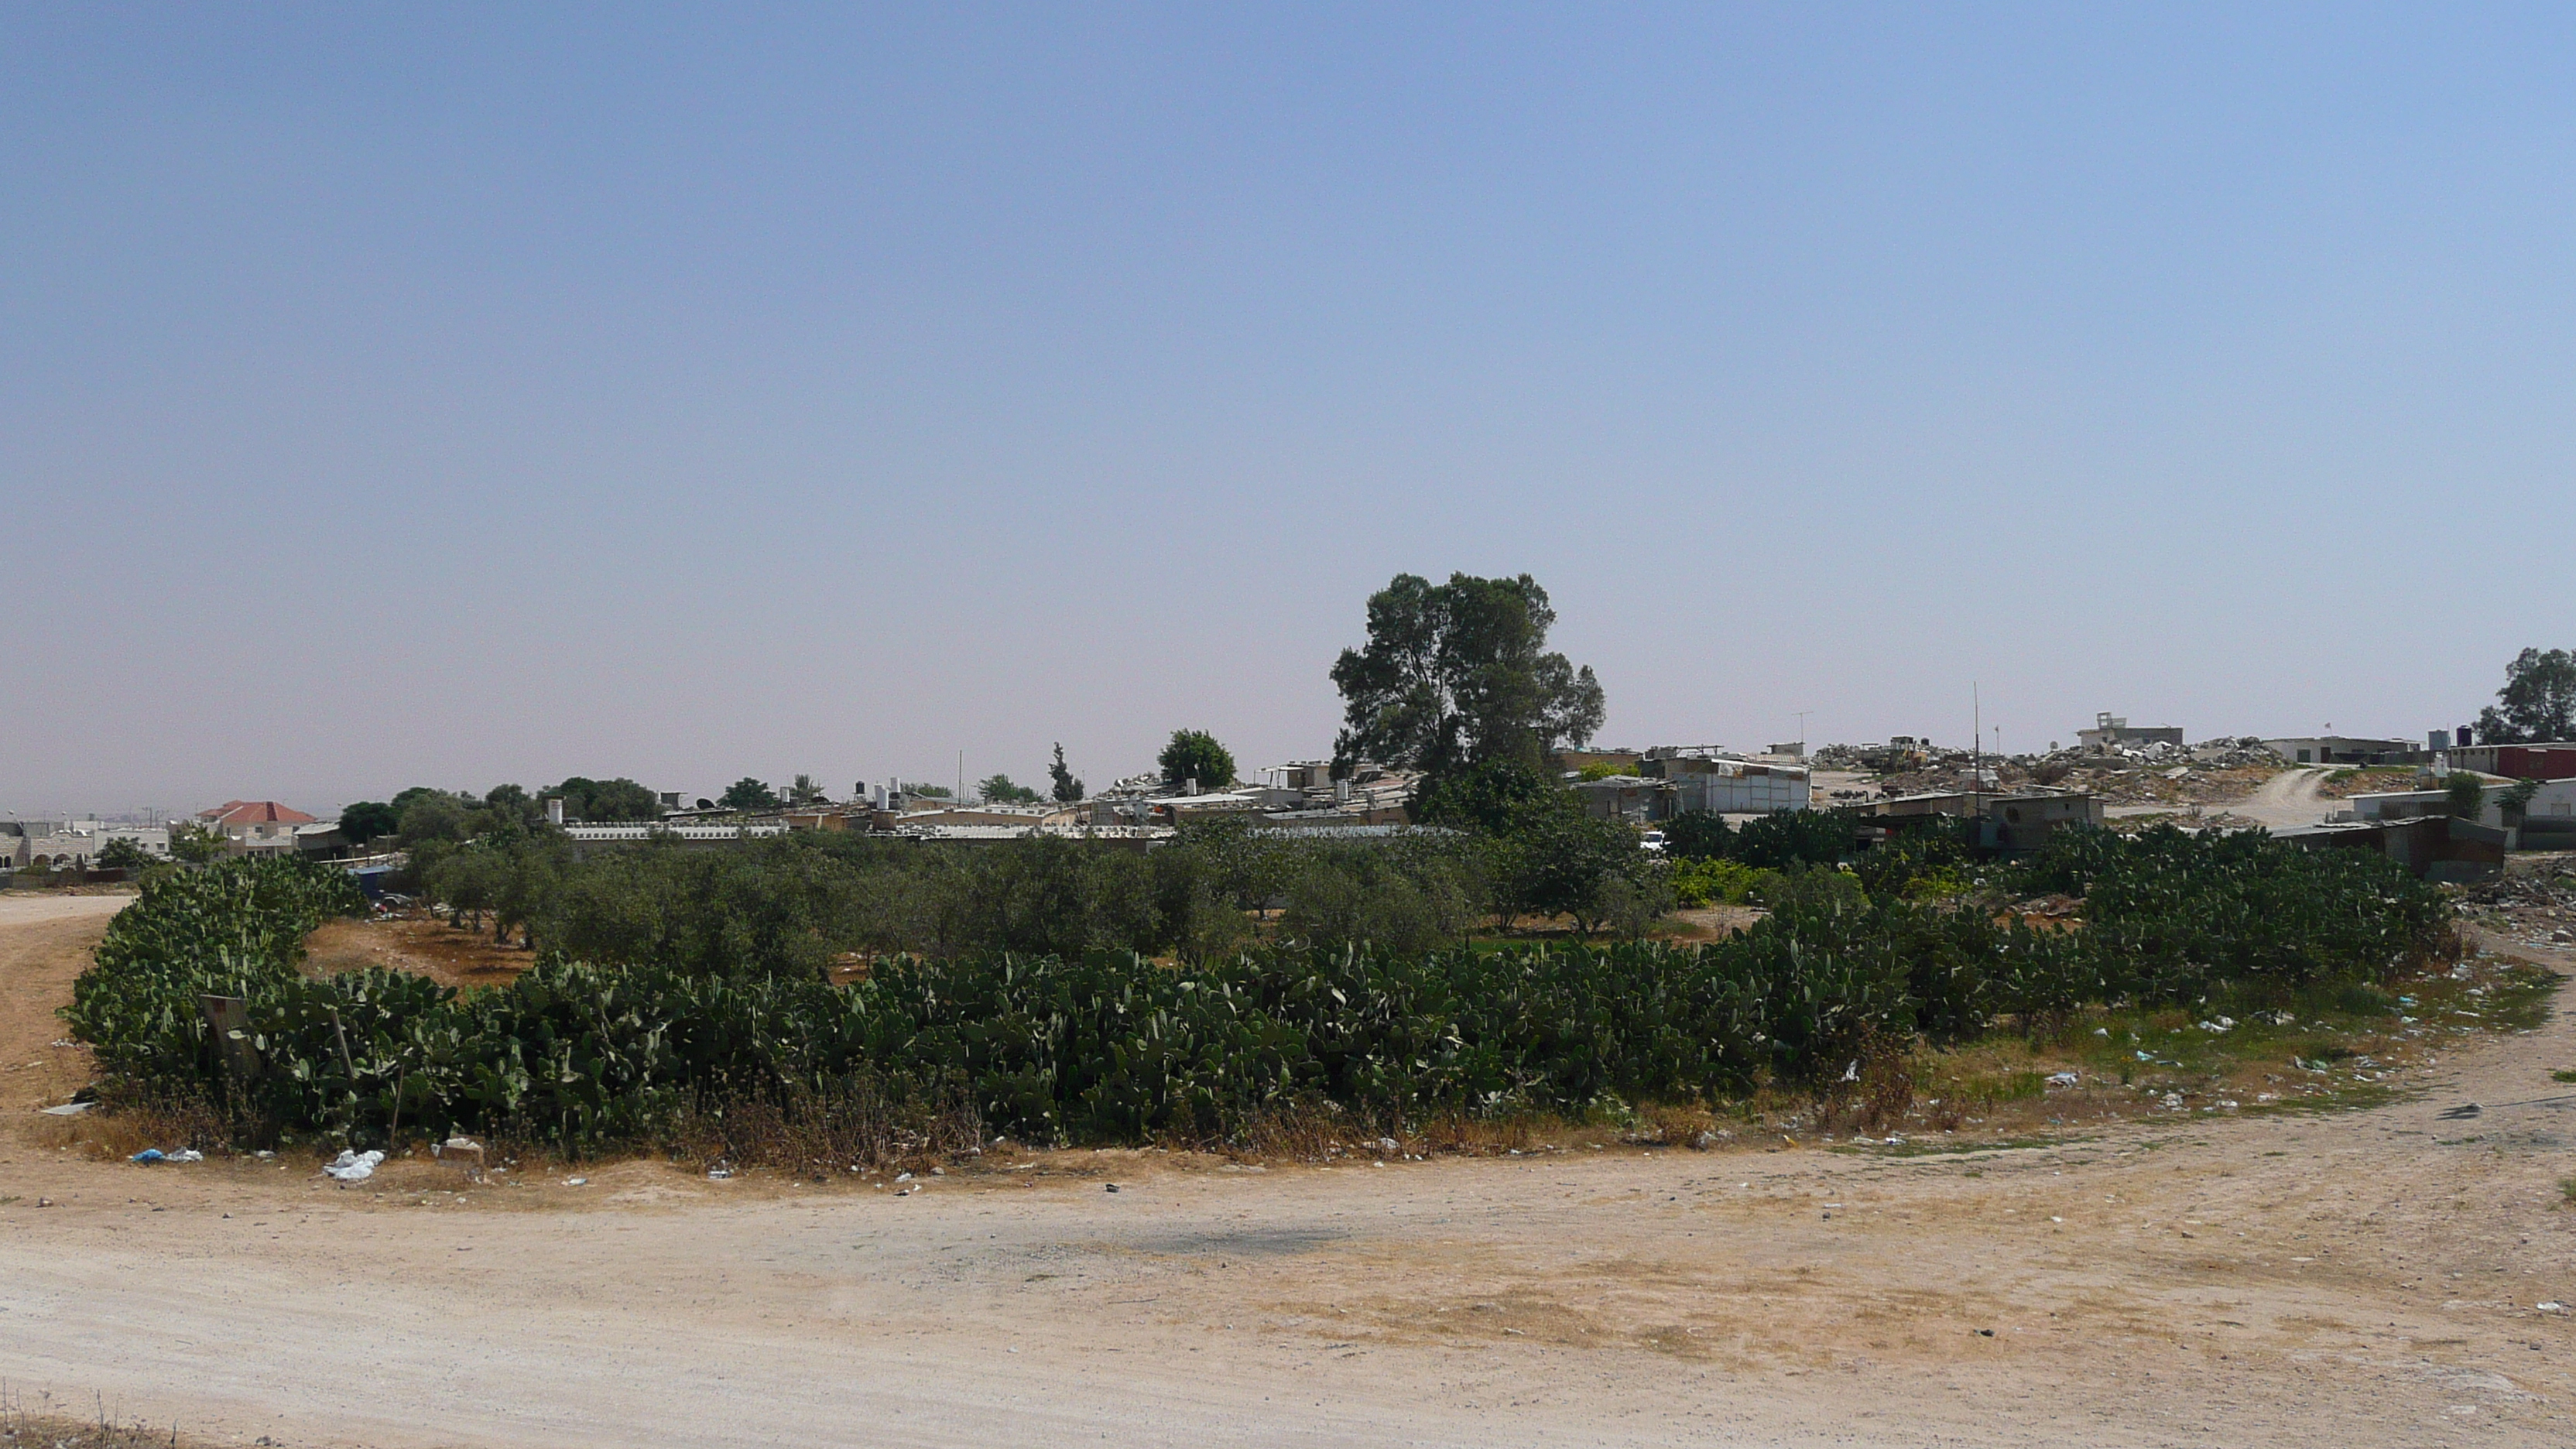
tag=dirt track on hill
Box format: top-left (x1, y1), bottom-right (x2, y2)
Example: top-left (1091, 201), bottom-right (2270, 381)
top-left (2, 899), bottom-right (2572, 1447)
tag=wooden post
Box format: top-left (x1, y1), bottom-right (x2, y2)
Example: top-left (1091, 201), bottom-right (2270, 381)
top-left (197, 995), bottom-right (255, 1081)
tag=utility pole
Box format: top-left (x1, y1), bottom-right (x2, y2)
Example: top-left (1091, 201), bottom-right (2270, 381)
top-left (1793, 711), bottom-right (1810, 756)
top-left (1972, 682), bottom-right (1982, 805)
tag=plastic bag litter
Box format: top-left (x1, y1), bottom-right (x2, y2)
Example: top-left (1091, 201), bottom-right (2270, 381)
top-left (130, 1149), bottom-right (163, 1163)
top-left (40, 1101), bottom-right (94, 1116)
top-left (324, 1149), bottom-right (386, 1182)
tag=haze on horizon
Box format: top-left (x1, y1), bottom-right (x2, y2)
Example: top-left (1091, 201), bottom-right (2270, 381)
top-left (5, 5), bottom-right (2573, 817)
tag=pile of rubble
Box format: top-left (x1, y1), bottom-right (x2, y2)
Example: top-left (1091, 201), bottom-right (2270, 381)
top-left (1814, 735), bottom-right (2286, 807)
top-left (2457, 871), bottom-right (2576, 952)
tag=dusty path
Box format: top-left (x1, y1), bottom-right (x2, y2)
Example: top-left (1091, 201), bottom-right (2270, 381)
top-left (2105, 769), bottom-right (2331, 833)
top-left (2232, 767), bottom-right (2332, 831)
top-left (2, 905), bottom-right (2571, 1447)
top-left (0, 892), bottom-right (128, 1111)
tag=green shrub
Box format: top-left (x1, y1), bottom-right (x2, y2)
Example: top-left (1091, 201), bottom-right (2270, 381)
top-left (64, 823), bottom-right (2453, 1155)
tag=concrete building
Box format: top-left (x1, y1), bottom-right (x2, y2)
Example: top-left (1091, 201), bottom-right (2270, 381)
top-left (1869, 790), bottom-right (2105, 852)
top-left (1149, 792), bottom-right (1264, 827)
top-left (2278, 815), bottom-right (2507, 883)
top-left (1569, 776), bottom-right (1674, 824)
top-left (1982, 793), bottom-right (2105, 851)
top-left (2348, 776), bottom-right (2576, 839)
top-left (2262, 735), bottom-right (2417, 766)
top-left (1639, 751), bottom-right (1812, 815)
top-left (2078, 714), bottom-right (2185, 753)
top-left (560, 822), bottom-right (790, 857)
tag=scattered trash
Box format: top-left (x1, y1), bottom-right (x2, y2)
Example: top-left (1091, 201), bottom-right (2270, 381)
top-left (707, 1168), bottom-right (732, 1180)
top-left (895, 1171), bottom-right (913, 1183)
top-left (2439, 1103), bottom-right (2484, 1120)
top-left (39, 1101), bottom-right (94, 1116)
top-left (1104, 1183), bottom-right (1121, 1193)
top-left (2046, 1071), bottom-right (2080, 1088)
top-left (168, 1149), bottom-right (203, 1163)
top-left (2537, 1302), bottom-right (2564, 1313)
top-left (324, 1149), bottom-right (385, 1182)
top-left (564, 1177), bottom-right (587, 1187)
top-left (433, 1136), bottom-right (487, 1171)
top-left (2197, 1019), bottom-right (2232, 1034)
top-left (1376, 1137), bottom-right (1400, 1153)
top-left (130, 1149), bottom-right (164, 1163)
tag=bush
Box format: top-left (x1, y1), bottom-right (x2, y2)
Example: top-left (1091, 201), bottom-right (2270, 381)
top-left (1667, 858), bottom-right (1776, 908)
top-left (1732, 810), bottom-right (1858, 870)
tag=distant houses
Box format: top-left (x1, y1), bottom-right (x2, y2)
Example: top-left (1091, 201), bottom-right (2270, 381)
top-left (0, 819), bottom-right (170, 869)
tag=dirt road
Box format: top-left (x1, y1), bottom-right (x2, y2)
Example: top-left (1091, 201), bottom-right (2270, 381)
top-left (2230, 768), bottom-right (2333, 831)
top-left (2, 903), bottom-right (2571, 1447)
top-left (2106, 769), bottom-right (2331, 833)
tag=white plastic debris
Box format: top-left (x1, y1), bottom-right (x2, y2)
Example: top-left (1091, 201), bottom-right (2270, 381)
top-left (323, 1149), bottom-right (385, 1182)
top-left (39, 1101), bottom-right (94, 1116)
top-left (167, 1149), bottom-right (204, 1163)
top-left (2046, 1071), bottom-right (2080, 1088)
top-left (564, 1177), bottom-right (587, 1187)
top-left (2534, 1301), bottom-right (2564, 1313)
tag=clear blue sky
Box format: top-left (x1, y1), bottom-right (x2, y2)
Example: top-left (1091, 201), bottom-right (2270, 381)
top-left (5, 4), bottom-right (2572, 814)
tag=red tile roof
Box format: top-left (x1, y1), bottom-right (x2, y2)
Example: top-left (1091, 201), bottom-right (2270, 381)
top-left (199, 800), bottom-right (317, 826)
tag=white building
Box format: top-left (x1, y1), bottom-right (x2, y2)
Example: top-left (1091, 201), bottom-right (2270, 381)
top-left (1, 820), bottom-right (167, 868)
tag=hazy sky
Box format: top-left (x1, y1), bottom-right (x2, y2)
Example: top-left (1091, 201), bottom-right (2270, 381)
top-left (6, 5), bottom-right (2574, 816)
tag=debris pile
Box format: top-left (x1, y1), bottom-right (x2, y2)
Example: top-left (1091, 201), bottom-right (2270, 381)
top-left (1816, 734), bottom-right (2283, 807)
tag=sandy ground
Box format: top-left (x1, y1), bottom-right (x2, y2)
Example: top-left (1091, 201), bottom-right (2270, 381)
top-left (2, 899), bottom-right (2572, 1447)
top-left (304, 914), bottom-right (536, 988)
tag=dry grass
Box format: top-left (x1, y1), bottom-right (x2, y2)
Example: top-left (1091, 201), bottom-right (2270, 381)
top-left (33, 1098), bottom-right (227, 1162)
top-left (0, 1418), bottom-right (200, 1449)
top-left (0, 1386), bottom-right (210, 1449)
top-left (661, 1077), bottom-right (984, 1179)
